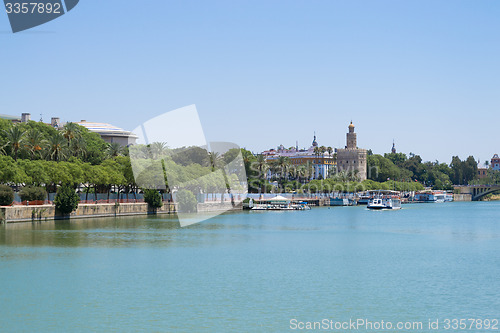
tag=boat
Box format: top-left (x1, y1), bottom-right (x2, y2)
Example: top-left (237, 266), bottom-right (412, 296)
top-left (330, 198), bottom-right (350, 206)
top-left (359, 190), bottom-right (399, 205)
top-left (367, 193), bottom-right (402, 210)
top-left (414, 191), bottom-right (447, 203)
top-left (251, 195), bottom-right (311, 211)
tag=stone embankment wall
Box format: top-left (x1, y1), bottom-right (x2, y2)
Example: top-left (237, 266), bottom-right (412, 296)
top-left (197, 202), bottom-right (242, 212)
top-left (453, 194), bottom-right (472, 201)
top-left (0, 202), bottom-right (177, 224)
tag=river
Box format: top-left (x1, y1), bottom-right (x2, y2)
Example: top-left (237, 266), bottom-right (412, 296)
top-left (1, 201), bottom-right (499, 332)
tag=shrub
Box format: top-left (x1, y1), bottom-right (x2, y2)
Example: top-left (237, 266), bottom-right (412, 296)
top-left (54, 184), bottom-right (80, 215)
top-left (143, 189), bottom-right (163, 209)
top-left (0, 185), bottom-right (14, 206)
top-left (176, 189), bottom-right (197, 213)
top-left (19, 186), bottom-right (47, 202)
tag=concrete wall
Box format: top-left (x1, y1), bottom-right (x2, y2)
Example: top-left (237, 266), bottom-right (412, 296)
top-left (0, 202), bottom-right (176, 224)
top-left (197, 202), bottom-right (242, 212)
top-left (453, 194), bottom-right (472, 201)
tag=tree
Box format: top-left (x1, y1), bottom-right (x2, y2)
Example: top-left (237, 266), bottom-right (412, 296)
top-left (19, 186), bottom-right (47, 202)
top-left (71, 135), bottom-right (88, 160)
top-left (47, 133), bottom-right (67, 161)
top-left (4, 126), bottom-right (25, 161)
top-left (54, 184), bottom-right (80, 215)
top-left (367, 154), bottom-right (402, 182)
top-left (149, 142), bottom-right (168, 159)
top-left (0, 185), bottom-right (14, 206)
top-left (176, 189), bottom-right (197, 213)
top-left (143, 189), bottom-right (163, 210)
top-left (78, 127), bottom-right (108, 165)
top-left (276, 156), bottom-right (291, 181)
top-left (106, 142), bottom-right (123, 158)
top-left (207, 152), bottom-right (224, 171)
top-left (24, 129), bottom-right (46, 159)
top-left (384, 152), bottom-right (407, 168)
top-left (62, 122), bottom-right (81, 147)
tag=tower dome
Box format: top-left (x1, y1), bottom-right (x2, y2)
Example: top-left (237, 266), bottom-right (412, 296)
top-left (312, 132), bottom-right (318, 147)
top-left (348, 121), bottom-right (355, 134)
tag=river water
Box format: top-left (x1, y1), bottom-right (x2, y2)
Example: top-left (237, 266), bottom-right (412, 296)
top-left (1, 202), bottom-right (499, 332)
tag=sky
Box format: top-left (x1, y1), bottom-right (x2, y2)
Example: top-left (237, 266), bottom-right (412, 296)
top-left (1, 0), bottom-right (499, 165)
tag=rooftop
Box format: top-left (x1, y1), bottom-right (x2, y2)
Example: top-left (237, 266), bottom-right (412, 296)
top-left (76, 121), bottom-right (138, 138)
top-left (0, 114), bottom-right (21, 121)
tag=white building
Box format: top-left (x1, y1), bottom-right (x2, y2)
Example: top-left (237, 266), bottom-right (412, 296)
top-left (76, 120), bottom-right (138, 146)
top-left (262, 134), bottom-right (335, 180)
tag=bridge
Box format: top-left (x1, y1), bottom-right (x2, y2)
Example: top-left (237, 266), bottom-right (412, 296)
top-left (463, 185), bottom-right (500, 201)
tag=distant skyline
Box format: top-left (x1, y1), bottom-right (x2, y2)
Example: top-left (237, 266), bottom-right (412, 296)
top-left (1, 1), bottom-right (499, 165)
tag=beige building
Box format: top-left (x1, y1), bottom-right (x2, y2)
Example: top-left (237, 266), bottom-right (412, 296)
top-left (336, 122), bottom-right (367, 181)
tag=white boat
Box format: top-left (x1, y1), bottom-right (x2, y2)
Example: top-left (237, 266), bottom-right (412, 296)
top-left (414, 191), bottom-right (447, 203)
top-left (251, 196), bottom-right (311, 211)
top-left (367, 194), bottom-right (401, 210)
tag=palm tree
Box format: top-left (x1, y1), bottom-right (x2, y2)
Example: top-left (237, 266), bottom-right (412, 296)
top-left (0, 141), bottom-right (7, 156)
top-left (207, 151), bottom-right (224, 171)
top-left (255, 155), bottom-right (267, 176)
top-left (254, 155), bottom-right (269, 193)
top-left (62, 122), bottom-right (81, 147)
top-left (71, 135), bottom-right (88, 159)
top-left (276, 156), bottom-right (291, 181)
top-left (24, 129), bottom-right (46, 159)
top-left (4, 126), bottom-right (25, 161)
top-left (107, 142), bottom-right (123, 158)
top-left (296, 165), bottom-right (307, 184)
top-left (47, 133), bottom-right (67, 161)
top-left (149, 141), bottom-right (168, 159)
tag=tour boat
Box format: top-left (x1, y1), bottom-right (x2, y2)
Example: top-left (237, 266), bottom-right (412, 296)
top-left (414, 191), bottom-right (448, 203)
top-left (367, 195), bottom-right (402, 210)
top-left (251, 196), bottom-right (311, 211)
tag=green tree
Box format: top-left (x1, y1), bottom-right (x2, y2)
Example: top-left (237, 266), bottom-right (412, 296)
top-left (143, 189), bottom-right (163, 210)
top-left (207, 151), bottom-right (224, 171)
top-left (176, 189), bottom-right (197, 213)
top-left (54, 184), bottom-right (80, 215)
top-left (106, 142), bottom-right (123, 158)
top-left (0, 185), bottom-right (14, 206)
top-left (24, 129), bottom-right (46, 159)
top-left (4, 126), bottom-right (25, 161)
top-left (47, 133), bottom-right (67, 161)
top-left (62, 122), bottom-right (81, 148)
top-left (384, 152), bottom-right (407, 168)
top-left (19, 186), bottom-right (47, 202)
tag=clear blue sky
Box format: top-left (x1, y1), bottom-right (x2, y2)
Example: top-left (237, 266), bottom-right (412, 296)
top-left (1, 1), bottom-right (499, 164)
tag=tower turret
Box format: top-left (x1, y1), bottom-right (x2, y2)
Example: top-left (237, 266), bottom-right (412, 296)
top-left (346, 122), bottom-right (357, 149)
top-left (312, 132), bottom-right (318, 147)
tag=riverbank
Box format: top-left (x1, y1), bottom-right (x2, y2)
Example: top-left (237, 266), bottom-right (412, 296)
top-left (0, 202), bottom-right (175, 224)
top-left (483, 194), bottom-right (500, 201)
top-left (0, 201), bottom-right (244, 224)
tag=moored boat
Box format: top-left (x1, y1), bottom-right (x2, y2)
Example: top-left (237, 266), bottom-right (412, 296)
top-left (251, 195), bottom-right (311, 211)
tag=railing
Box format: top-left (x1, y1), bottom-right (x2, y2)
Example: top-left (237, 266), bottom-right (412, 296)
top-left (10, 199), bottom-right (178, 206)
top-left (12, 200), bottom-right (52, 206)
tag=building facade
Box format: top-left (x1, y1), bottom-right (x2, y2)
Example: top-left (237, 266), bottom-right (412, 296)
top-left (335, 122), bottom-right (367, 181)
top-left (491, 154), bottom-right (500, 171)
top-left (262, 134), bottom-right (335, 180)
top-left (477, 166), bottom-right (488, 179)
